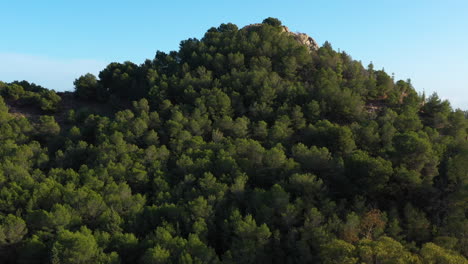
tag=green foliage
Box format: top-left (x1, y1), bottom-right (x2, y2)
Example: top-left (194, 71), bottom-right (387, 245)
top-left (0, 96), bottom-right (10, 123)
top-left (420, 243), bottom-right (468, 264)
top-left (37, 115), bottom-right (61, 137)
top-left (0, 18), bottom-right (466, 263)
top-left (262, 17), bottom-right (282, 27)
top-left (225, 211), bottom-right (272, 263)
top-left (74, 73), bottom-right (100, 100)
top-left (0, 214), bottom-right (27, 245)
top-left (345, 150), bottom-right (393, 195)
top-left (52, 227), bottom-right (100, 264)
top-left (0, 81), bottom-right (61, 112)
top-left (140, 245), bottom-right (170, 264)
top-left (321, 239), bottom-right (358, 264)
top-left (357, 237), bottom-right (418, 264)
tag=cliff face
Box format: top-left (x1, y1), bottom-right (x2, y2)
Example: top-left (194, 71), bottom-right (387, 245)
top-left (243, 24), bottom-right (319, 51)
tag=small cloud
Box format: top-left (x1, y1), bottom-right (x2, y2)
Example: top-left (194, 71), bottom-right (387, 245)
top-left (0, 53), bottom-right (108, 91)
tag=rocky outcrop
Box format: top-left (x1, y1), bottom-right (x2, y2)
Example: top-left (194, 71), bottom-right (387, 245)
top-left (281, 26), bottom-right (319, 51)
top-left (243, 24), bottom-right (319, 52)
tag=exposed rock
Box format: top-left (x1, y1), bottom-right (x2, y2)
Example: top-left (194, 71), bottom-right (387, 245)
top-left (242, 24), bottom-right (319, 52)
top-left (292, 32), bottom-right (319, 51)
top-left (281, 26), bottom-right (319, 51)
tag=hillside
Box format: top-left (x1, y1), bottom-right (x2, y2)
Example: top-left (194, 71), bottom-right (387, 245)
top-left (0, 18), bottom-right (467, 263)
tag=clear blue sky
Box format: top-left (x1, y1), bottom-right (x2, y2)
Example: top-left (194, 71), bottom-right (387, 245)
top-left (1, 0), bottom-right (467, 109)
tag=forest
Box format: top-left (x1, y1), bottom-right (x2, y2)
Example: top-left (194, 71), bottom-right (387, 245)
top-left (0, 18), bottom-right (467, 263)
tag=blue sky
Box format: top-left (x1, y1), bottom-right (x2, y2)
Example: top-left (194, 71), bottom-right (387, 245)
top-left (1, 0), bottom-right (467, 109)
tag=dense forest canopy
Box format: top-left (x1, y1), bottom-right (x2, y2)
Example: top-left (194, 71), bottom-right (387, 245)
top-left (0, 18), bottom-right (467, 263)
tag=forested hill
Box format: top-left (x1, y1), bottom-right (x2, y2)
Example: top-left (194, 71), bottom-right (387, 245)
top-left (0, 17), bottom-right (467, 263)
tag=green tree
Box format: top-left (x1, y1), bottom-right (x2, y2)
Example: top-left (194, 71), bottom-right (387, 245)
top-left (420, 243), bottom-right (468, 264)
top-left (0, 214), bottom-right (27, 245)
top-left (357, 237), bottom-right (418, 264)
top-left (52, 227), bottom-right (100, 264)
top-left (37, 115), bottom-right (60, 137)
top-left (225, 211), bottom-right (272, 264)
top-left (74, 73), bottom-right (100, 100)
top-left (320, 239), bottom-right (358, 264)
top-left (140, 245), bottom-right (171, 264)
top-left (262, 17), bottom-right (282, 27)
top-left (345, 150), bottom-right (393, 196)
